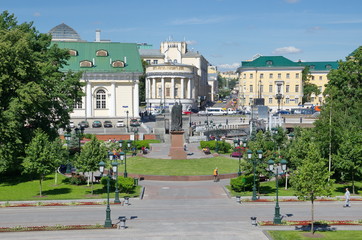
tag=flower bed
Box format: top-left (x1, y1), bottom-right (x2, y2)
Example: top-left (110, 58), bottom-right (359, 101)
top-left (259, 220), bottom-right (362, 226)
top-left (1, 201), bottom-right (117, 208)
top-left (0, 224), bottom-right (116, 232)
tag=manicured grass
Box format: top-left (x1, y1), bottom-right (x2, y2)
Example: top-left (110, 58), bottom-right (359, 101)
top-left (0, 174), bottom-right (140, 201)
top-left (126, 156), bottom-right (239, 175)
top-left (268, 230), bottom-right (362, 240)
top-left (227, 179), bottom-right (361, 198)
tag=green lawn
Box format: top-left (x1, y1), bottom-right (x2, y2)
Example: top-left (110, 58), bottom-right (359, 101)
top-left (268, 230), bottom-right (362, 240)
top-left (227, 179), bottom-right (361, 198)
top-left (0, 174), bottom-right (140, 201)
top-left (126, 156), bottom-right (239, 175)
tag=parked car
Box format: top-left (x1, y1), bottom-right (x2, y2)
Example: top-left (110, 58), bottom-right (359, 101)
top-left (116, 120), bottom-right (125, 127)
top-left (78, 120), bottom-right (89, 128)
top-left (69, 121), bottom-right (75, 128)
top-left (130, 118), bottom-right (140, 127)
top-left (103, 120), bottom-right (113, 128)
top-left (92, 120), bottom-right (102, 128)
top-left (182, 110), bottom-right (192, 115)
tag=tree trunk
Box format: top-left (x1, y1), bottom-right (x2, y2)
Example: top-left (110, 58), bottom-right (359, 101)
top-left (54, 169), bottom-right (58, 185)
top-left (311, 194), bottom-right (314, 234)
top-left (352, 171), bottom-right (355, 194)
top-left (39, 174), bottom-right (43, 197)
top-left (91, 172), bottom-right (94, 195)
top-left (87, 172), bottom-right (90, 186)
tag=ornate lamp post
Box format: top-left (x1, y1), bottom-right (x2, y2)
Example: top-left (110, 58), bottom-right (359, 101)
top-left (120, 140), bottom-right (131, 178)
top-left (247, 149), bottom-right (263, 201)
top-left (74, 126), bottom-right (84, 150)
top-left (109, 153), bottom-right (120, 204)
top-left (267, 159), bottom-right (288, 224)
top-left (64, 129), bottom-right (72, 174)
top-left (98, 160), bottom-right (112, 228)
top-left (234, 140), bottom-right (242, 176)
top-left (126, 110), bottom-right (129, 133)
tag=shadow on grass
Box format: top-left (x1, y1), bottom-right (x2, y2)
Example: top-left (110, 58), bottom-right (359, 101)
top-left (335, 185), bottom-right (359, 195)
top-left (42, 188), bottom-right (71, 196)
top-left (295, 223), bottom-right (337, 233)
top-left (259, 186), bottom-right (275, 194)
top-left (1, 175), bottom-right (53, 186)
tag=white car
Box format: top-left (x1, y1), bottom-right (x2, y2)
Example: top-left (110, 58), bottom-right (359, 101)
top-left (69, 121), bottom-right (75, 128)
top-left (116, 120), bottom-right (125, 127)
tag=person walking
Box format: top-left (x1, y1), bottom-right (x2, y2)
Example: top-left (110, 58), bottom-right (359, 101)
top-left (344, 188), bottom-right (351, 207)
top-left (213, 167), bottom-right (218, 182)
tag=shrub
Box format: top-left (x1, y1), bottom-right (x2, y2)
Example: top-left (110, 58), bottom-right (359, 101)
top-left (100, 176), bottom-right (116, 191)
top-left (230, 175), bottom-right (254, 192)
top-left (200, 140), bottom-right (232, 153)
top-left (135, 140), bottom-right (161, 150)
top-left (117, 177), bottom-right (135, 193)
top-left (64, 174), bottom-right (87, 185)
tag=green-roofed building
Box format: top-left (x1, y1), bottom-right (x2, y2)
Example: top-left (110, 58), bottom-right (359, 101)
top-left (236, 55), bottom-right (338, 111)
top-left (49, 24), bottom-right (143, 126)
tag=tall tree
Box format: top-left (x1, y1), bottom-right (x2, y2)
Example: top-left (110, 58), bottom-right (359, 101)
top-left (0, 11), bottom-right (83, 174)
top-left (75, 135), bottom-right (107, 194)
top-left (22, 129), bottom-right (57, 196)
top-left (302, 66), bottom-right (320, 104)
top-left (291, 143), bottom-right (333, 234)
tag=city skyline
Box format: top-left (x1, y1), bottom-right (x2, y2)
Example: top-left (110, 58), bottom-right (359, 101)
top-left (2, 0), bottom-right (361, 71)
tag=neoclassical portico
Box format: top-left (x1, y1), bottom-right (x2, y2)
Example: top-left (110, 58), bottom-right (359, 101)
top-left (146, 63), bottom-right (199, 111)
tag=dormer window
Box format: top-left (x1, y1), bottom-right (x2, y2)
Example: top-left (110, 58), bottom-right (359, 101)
top-left (112, 60), bottom-right (125, 68)
top-left (80, 60), bottom-right (93, 68)
top-left (326, 64), bottom-right (331, 70)
top-left (266, 60), bottom-right (273, 66)
top-left (69, 49), bottom-right (78, 56)
top-left (96, 49), bottom-right (108, 57)
top-left (310, 65), bottom-right (315, 70)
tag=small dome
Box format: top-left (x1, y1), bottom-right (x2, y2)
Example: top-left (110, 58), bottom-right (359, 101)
top-left (49, 23), bottom-right (82, 41)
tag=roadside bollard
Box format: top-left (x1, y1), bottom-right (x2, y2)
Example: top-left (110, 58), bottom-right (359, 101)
top-left (124, 196), bottom-right (130, 205)
top-left (236, 196), bottom-right (241, 204)
top-left (251, 217), bottom-right (257, 226)
top-left (118, 216), bottom-right (127, 229)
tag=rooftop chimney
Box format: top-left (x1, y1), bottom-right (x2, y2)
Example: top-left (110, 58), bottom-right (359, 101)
top-left (95, 29), bottom-right (101, 42)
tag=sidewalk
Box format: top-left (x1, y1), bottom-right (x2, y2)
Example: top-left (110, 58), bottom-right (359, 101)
top-left (145, 142), bottom-right (213, 159)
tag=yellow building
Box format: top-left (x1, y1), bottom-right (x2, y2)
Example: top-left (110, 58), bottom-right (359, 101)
top-left (236, 56), bottom-right (338, 111)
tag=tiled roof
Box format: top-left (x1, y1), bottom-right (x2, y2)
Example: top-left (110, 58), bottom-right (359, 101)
top-left (240, 56), bottom-right (300, 68)
top-left (51, 41), bottom-right (143, 72)
top-left (139, 49), bottom-right (163, 57)
top-left (299, 61), bottom-right (339, 71)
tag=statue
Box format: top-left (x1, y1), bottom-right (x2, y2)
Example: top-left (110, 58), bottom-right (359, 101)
top-left (171, 102), bottom-right (183, 131)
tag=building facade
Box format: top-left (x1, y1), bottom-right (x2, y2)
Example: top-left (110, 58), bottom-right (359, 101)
top-left (140, 41), bottom-right (210, 111)
top-left (236, 56), bottom-right (338, 111)
top-left (49, 24), bottom-right (143, 126)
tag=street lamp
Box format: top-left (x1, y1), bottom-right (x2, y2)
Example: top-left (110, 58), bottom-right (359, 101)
top-left (109, 154), bottom-right (121, 204)
top-left (64, 129), bottom-right (72, 174)
top-left (234, 140), bottom-right (242, 176)
top-left (98, 160), bottom-right (112, 228)
top-left (267, 159), bottom-right (288, 224)
top-left (126, 111), bottom-right (129, 133)
top-left (247, 149), bottom-right (263, 201)
top-left (74, 126), bottom-right (84, 150)
top-left (120, 140), bottom-right (131, 178)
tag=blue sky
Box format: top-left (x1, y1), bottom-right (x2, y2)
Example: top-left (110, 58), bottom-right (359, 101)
top-left (2, 0), bottom-right (362, 71)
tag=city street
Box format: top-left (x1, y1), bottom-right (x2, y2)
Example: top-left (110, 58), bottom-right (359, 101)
top-left (1, 180), bottom-right (361, 240)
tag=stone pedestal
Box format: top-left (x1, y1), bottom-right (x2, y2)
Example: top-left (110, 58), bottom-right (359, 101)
top-left (169, 131), bottom-right (187, 160)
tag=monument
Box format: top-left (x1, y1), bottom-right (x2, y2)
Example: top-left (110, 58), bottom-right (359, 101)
top-left (169, 102), bottom-right (187, 159)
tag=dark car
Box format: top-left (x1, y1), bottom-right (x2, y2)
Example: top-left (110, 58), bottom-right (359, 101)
top-left (92, 120), bottom-right (102, 128)
top-left (103, 120), bottom-right (113, 128)
top-left (130, 118), bottom-right (140, 127)
top-left (79, 120), bottom-right (89, 128)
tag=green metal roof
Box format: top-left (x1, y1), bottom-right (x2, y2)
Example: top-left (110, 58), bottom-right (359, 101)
top-left (299, 61), bottom-right (339, 71)
top-left (51, 41), bottom-right (143, 73)
top-left (240, 56), bottom-right (300, 68)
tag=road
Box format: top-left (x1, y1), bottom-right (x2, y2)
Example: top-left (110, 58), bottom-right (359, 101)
top-left (1, 180), bottom-right (361, 240)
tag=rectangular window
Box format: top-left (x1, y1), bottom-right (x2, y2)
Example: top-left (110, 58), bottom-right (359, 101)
top-left (243, 73), bottom-right (246, 79)
top-left (311, 76), bottom-right (315, 80)
top-left (286, 73), bottom-right (290, 79)
top-left (158, 87), bottom-right (162, 98)
top-left (260, 85), bottom-right (264, 93)
top-left (174, 88), bottom-right (178, 97)
top-left (250, 73), bottom-right (253, 79)
top-left (296, 73), bottom-right (300, 78)
top-left (286, 85), bottom-right (290, 93)
top-left (250, 85), bottom-right (253, 92)
top-left (165, 87), bottom-right (170, 97)
top-left (153, 60), bottom-right (158, 64)
top-left (269, 73), bottom-right (273, 79)
top-left (278, 73), bottom-right (281, 79)
top-left (318, 97), bottom-right (322, 103)
top-left (260, 73), bottom-right (264, 79)
top-left (269, 98), bottom-right (273, 104)
top-left (295, 85), bottom-right (299, 92)
top-left (73, 101), bottom-right (82, 109)
top-left (285, 98), bottom-right (290, 104)
top-left (319, 76), bottom-right (323, 80)
top-left (146, 60), bottom-right (151, 64)
top-left (319, 86), bottom-right (322, 92)
top-left (311, 97), bottom-right (315, 102)
top-left (295, 98), bottom-right (299, 104)
top-left (269, 85), bottom-right (273, 92)
top-left (249, 98), bottom-right (253, 104)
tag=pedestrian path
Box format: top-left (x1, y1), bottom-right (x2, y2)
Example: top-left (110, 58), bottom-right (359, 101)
top-left (145, 142), bottom-right (213, 159)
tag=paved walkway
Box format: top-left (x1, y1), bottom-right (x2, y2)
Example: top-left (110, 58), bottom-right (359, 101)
top-left (145, 142), bottom-right (213, 159)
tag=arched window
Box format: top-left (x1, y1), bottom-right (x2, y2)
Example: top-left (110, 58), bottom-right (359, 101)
top-left (80, 60), bottom-right (93, 68)
top-left (96, 89), bottom-right (106, 109)
top-left (69, 49), bottom-right (78, 56)
top-left (96, 49), bottom-right (108, 57)
top-left (112, 60), bottom-right (125, 68)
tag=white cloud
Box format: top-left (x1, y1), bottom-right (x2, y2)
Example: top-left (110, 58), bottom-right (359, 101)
top-left (186, 40), bottom-right (197, 45)
top-left (272, 46), bottom-right (302, 55)
top-left (33, 12), bottom-right (41, 17)
top-left (217, 62), bottom-right (240, 70)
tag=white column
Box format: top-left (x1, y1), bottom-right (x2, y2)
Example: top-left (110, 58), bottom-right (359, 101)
top-left (152, 78), bottom-right (156, 99)
top-left (110, 82), bottom-right (116, 117)
top-left (171, 77), bottom-right (175, 99)
top-left (86, 81), bottom-right (92, 118)
top-left (187, 78), bottom-right (191, 99)
top-left (145, 77), bottom-right (149, 99)
top-left (161, 77), bottom-right (165, 103)
top-left (181, 78), bottom-right (184, 99)
top-left (133, 81), bottom-right (139, 118)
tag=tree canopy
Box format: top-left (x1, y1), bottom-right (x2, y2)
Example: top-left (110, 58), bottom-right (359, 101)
top-left (0, 11), bottom-right (83, 174)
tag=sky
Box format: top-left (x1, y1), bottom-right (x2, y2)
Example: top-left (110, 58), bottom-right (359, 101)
top-left (2, 0), bottom-right (362, 71)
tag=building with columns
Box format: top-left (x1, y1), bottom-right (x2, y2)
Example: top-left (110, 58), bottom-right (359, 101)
top-left (140, 41), bottom-right (211, 111)
top-left (208, 66), bottom-right (218, 102)
top-left (49, 24), bottom-right (143, 125)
